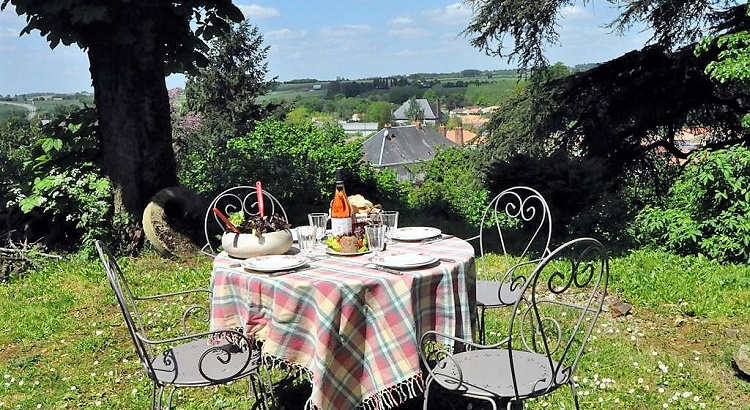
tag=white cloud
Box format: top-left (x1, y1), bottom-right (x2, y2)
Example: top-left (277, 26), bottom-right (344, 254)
top-left (319, 24), bottom-right (371, 38)
top-left (387, 27), bottom-right (429, 39)
top-left (0, 27), bottom-right (19, 41)
top-left (238, 4), bottom-right (280, 20)
top-left (388, 16), bottom-right (414, 26)
top-left (265, 28), bottom-right (306, 41)
top-left (422, 2), bottom-right (471, 26)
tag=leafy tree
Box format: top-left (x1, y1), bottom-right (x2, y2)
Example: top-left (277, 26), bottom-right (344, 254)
top-left (405, 97), bottom-right (425, 122)
top-left (1, 0), bottom-right (244, 221)
top-left (633, 145), bottom-right (750, 263)
top-left (407, 147), bottom-right (488, 237)
top-left (178, 119), bottom-right (399, 225)
top-left (696, 4), bottom-right (750, 127)
top-left (184, 21), bottom-right (277, 140)
top-left (468, 1), bottom-right (750, 188)
top-left (365, 101), bottom-right (394, 128)
top-left (286, 106), bottom-right (313, 126)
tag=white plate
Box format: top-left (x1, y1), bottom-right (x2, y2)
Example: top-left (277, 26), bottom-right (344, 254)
top-left (389, 226), bottom-right (442, 241)
top-left (326, 247), bottom-right (371, 256)
top-left (371, 252), bottom-right (437, 269)
top-left (241, 255), bottom-right (308, 272)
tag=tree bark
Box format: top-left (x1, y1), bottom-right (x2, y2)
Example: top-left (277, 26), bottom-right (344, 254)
top-left (87, 4), bottom-right (178, 220)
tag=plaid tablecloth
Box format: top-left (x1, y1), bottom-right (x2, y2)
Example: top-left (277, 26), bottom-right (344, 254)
top-left (210, 236), bottom-right (476, 410)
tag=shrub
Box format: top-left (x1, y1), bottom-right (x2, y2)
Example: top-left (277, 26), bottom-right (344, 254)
top-left (178, 119), bottom-right (403, 225)
top-left (633, 144), bottom-right (750, 263)
top-left (6, 107), bottom-right (131, 254)
top-left (407, 147), bottom-right (489, 233)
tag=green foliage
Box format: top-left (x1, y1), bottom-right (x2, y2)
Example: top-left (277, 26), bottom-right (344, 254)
top-left (5, 107), bottom-right (130, 253)
top-left (695, 5), bottom-right (750, 127)
top-left (483, 151), bottom-right (616, 240)
top-left (178, 119), bottom-right (401, 225)
top-left (407, 147), bottom-right (489, 231)
top-left (1, 0), bottom-right (243, 73)
top-left (633, 144), bottom-right (750, 263)
top-left (404, 96), bottom-right (425, 122)
top-left (184, 21), bottom-right (277, 139)
top-left (463, 78), bottom-right (526, 106)
top-left (0, 117), bottom-right (38, 207)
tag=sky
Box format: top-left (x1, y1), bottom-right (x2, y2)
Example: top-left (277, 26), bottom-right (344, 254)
top-left (0, 1), bottom-right (653, 95)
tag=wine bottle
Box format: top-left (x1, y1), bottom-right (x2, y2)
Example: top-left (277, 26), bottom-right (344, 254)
top-left (330, 168), bottom-right (353, 236)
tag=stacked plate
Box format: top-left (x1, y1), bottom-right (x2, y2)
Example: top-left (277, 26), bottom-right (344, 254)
top-left (370, 252), bottom-right (437, 269)
top-left (240, 255), bottom-right (308, 272)
top-left (389, 226), bottom-right (442, 242)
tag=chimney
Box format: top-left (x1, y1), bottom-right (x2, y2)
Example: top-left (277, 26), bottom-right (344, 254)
top-left (439, 124), bottom-right (446, 137)
top-left (456, 125), bottom-right (464, 146)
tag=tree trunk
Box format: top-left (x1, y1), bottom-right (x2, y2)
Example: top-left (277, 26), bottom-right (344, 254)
top-left (87, 4), bottom-right (178, 221)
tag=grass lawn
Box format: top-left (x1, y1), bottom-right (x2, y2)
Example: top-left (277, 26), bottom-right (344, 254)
top-left (1, 247), bottom-right (749, 409)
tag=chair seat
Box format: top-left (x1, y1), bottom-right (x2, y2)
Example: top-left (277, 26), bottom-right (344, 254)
top-left (430, 349), bottom-right (563, 399)
top-left (151, 339), bottom-right (261, 387)
top-left (475, 280), bottom-right (524, 308)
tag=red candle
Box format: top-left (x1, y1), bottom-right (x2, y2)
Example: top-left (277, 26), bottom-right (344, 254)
top-left (255, 180), bottom-right (265, 219)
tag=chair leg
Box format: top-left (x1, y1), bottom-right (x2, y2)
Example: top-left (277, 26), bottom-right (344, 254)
top-left (151, 383), bottom-right (159, 410)
top-left (166, 385), bottom-right (178, 410)
top-left (422, 377), bottom-right (433, 410)
top-left (153, 384), bottom-right (165, 410)
top-left (476, 305), bottom-right (487, 344)
top-left (569, 380), bottom-right (581, 410)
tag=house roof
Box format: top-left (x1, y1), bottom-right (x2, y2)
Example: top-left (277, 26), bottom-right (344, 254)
top-left (362, 124), bottom-right (457, 166)
top-left (392, 99), bottom-right (439, 121)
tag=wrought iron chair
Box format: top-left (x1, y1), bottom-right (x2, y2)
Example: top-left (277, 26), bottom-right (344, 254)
top-left (202, 186), bottom-right (289, 256)
top-left (472, 186), bottom-right (553, 344)
top-left (420, 237), bottom-right (608, 410)
top-left (96, 241), bottom-right (274, 410)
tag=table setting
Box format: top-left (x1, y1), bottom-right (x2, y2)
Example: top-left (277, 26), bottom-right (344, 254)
top-left (209, 182), bottom-right (476, 410)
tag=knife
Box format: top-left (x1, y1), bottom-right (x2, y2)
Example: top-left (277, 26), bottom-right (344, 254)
top-left (269, 264), bottom-right (313, 277)
top-left (367, 264), bottom-right (404, 276)
top-left (421, 234), bottom-right (455, 244)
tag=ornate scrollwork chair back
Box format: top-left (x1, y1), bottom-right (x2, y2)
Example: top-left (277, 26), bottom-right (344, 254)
top-left (202, 186), bottom-right (288, 256)
top-left (96, 240), bottom-right (274, 410)
top-left (475, 186), bottom-right (554, 343)
top-left (419, 237), bottom-right (608, 410)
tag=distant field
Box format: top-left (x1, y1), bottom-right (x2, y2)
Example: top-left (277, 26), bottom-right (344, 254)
top-left (0, 97), bottom-right (93, 124)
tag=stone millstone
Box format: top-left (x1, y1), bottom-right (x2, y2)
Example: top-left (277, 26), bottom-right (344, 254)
top-left (735, 344), bottom-right (750, 378)
top-left (142, 186), bottom-right (205, 258)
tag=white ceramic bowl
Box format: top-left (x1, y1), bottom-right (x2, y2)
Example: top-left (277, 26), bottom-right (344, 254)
top-left (221, 229), bottom-right (293, 258)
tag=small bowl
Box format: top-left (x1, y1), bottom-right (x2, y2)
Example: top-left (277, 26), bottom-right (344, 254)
top-left (221, 229), bottom-right (293, 258)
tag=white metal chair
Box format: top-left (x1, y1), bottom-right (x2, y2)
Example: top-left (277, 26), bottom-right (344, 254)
top-left (472, 186), bottom-right (553, 344)
top-left (96, 240), bottom-right (274, 410)
top-left (202, 186), bottom-right (288, 256)
top-left (420, 237), bottom-right (609, 410)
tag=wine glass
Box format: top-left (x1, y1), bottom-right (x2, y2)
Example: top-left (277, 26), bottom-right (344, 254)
top-left (364, 224), bottom-right (386, 257)
top-left (378, 211), bottom-right (399, 244)
top-left (296, 225), bottom-right (317, 257)
top-left (307, 212), bottom-right (329, 245)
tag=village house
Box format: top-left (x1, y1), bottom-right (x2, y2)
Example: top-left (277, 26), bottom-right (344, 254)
top-left (361, 123), bottom-right (456, 181)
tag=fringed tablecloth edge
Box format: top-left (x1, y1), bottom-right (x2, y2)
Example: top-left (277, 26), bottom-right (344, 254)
top-left (359, 373), bottom-right (425, 410)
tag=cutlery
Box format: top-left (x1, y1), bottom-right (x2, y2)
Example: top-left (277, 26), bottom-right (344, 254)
top-left (269, 265), bottom-right (312, 277)
top-left (365, 263), bottom-right (403, 276)
top-left (421, 234), bottom-right (455, 244)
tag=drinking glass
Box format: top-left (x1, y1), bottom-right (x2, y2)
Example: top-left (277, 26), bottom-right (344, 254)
top-left (379, 210), bottom-right (399, 244)
top-left (296, 225), bottom-right (317, 256)
top-left (364, 224), bottom-right (386, 256)
top-left (307, 212), bottom-right (329, 244)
